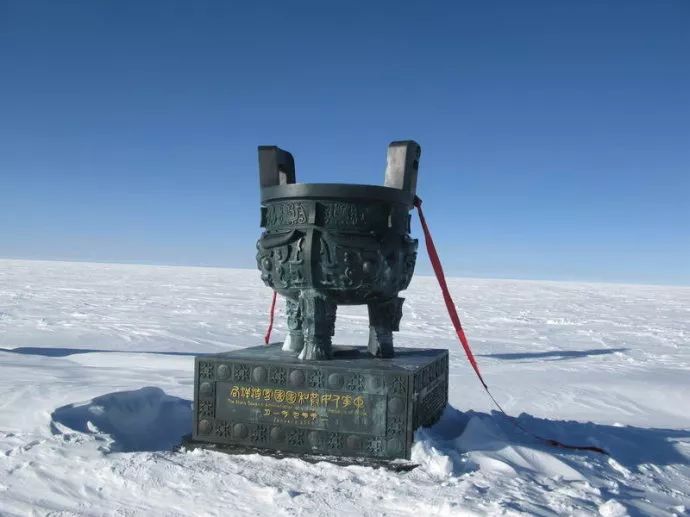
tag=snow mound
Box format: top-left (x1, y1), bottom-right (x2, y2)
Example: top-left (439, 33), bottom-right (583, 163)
top-left (455, 415), bottom-right (586, 481)
top-left (413, 408), bottom-right (585, 481)
top-left (51, 387), bottom-right (191, 452)
top-left (599, 498), bottom-right (629, 517)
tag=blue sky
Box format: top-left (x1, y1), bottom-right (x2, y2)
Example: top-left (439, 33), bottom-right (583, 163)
top-left (1, 1), bottom-right (688, 285)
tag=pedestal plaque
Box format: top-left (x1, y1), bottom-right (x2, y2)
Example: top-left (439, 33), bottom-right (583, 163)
top-left (192, 344), bottom-right (448, 461)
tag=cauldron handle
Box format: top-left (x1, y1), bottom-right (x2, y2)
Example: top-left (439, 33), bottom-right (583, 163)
top-left (384, 140), bottom-right (421, 203)
top-left (258, 145), bottom-right (296, 188)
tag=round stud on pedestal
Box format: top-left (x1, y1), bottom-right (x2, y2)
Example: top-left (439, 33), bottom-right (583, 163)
top-left (233, 423), bottom-right (248, 439)
top-left (270, 426), bottom-right (285, 442)
top-left (217, 364), bottom-right (230, 380)
top-left (252, 366), bottom-right (267, 383)
top-left (389, 397), bottom-right (404, 414)
top-left (346, 434), bottom-right (362, 450)
top-left (328, 373), bottom-right (344, 389)
top-left (308, 431), bottom-right (321, 447)
top-left (289, 369), bottom-right (305, 387)
top-left (367, 375), bottom-right (383, 392)
top-left (198, 420), bottom-right (212, 435)
top-left (199, 382), bottom-right (213, 396)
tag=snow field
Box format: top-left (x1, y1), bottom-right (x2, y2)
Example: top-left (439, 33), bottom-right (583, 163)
top-left (0, 259), bottom-right (688, 515)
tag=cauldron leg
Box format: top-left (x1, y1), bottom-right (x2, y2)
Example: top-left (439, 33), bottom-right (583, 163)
top-left (367, 297), bottom-right (404, 358)
top-left (282, 297), bottom-right (304, 353)
top-left (299, 289), bottom-right (336, 360)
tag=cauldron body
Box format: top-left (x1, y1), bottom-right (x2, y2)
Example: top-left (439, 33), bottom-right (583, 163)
top-left (256, 144), bottom-right (420, 360)
top-left (257, 184), bottom-right (417, 302)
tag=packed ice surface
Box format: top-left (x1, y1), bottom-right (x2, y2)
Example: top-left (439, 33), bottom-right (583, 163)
top-left (0, 259), bottom-right (688, 516)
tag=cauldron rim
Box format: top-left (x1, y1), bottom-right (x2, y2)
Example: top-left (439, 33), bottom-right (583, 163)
top-left (261, 183), bottom-right (413, 206)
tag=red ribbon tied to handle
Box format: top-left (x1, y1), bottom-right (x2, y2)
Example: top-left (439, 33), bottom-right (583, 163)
top-left (413, 195), bottom-right (488, 389)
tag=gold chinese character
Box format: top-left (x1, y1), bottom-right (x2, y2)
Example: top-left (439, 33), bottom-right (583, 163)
top-left (353, 396), bottom-right (364, 409)
top-left (332, 394), bottom-right (341, 408)
top-left (321, 394), bottom-right (332, 406)
top-left (297, 392), bottom-right (307, 404)
top-left (263, 408), bottom-right (271, 416)
top-left (286, 391), bottom-right (297, 404)
top-left (241, 387), bottom-right (251, 398)
top-left (262, 388), bottom-right (272, 400)
top-left (342, 395), bottom-right (352, 408)
top-left (251, 387), bottom-right (262, 399)
top-left (309, 393), bottom-right (320, 407)
top-left (230, 386), bottom-right (239, 398)
top-left (274, 390), bottom-right (285, 402)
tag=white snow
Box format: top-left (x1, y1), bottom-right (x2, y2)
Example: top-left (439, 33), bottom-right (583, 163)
top-left (0, 258), bottom-right (688, 516)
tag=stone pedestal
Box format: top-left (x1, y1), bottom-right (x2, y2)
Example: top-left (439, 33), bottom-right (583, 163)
top-left (192, 344), bottom-right (448, 461)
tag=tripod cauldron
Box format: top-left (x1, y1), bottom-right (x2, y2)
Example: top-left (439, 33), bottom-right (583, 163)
top-left (256, 141), bottom-right (421, 360)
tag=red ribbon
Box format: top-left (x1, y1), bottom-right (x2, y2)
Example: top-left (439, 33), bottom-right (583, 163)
top-left (413, 196), bottom-right (487, 389)
top-left (264, 290), bottom-right (277, 345)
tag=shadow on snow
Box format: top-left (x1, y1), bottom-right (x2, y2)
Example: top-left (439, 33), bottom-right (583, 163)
top-left (478, 347), bottom-right (629, 361)
top-left (4, 346), bottom-right (629, 362)
top-left (2, 346), bottom-right (204, 357)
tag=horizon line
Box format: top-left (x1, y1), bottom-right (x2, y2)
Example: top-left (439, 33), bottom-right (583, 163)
top-left (1, 256), bottom-right (688, 290)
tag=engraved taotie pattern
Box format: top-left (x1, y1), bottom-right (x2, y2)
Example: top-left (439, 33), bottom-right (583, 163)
top-left (265, 201), bottom-right (308, 228)
top-left (234, 364), bottom-right (250, 382)
top-left (198, 400), bottom-right (214, 418)
top-left (199, 362), bottom-right (214, 379)
top-left (307, 369), bottom-right (325, 389)
top-left (215, 420), bottom-right (232, 438)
